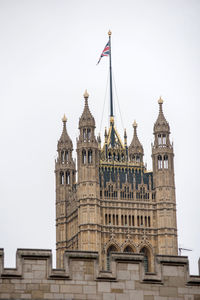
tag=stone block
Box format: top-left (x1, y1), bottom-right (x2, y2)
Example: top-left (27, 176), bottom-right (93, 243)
top-left (73, 294), bottom-right (87, 299)
top-left (14, 283), bottom-right (26, 290)
top-left (33, 270), bottom-right (46, 279)
top-left (50, 284), bottom-right (59, 293)
top-left (184, 296), bottom-right (194, 300)
top-left (31, 290), bottom-right (44, 298)
top-left (103, 293), bottom-right (115, 300)
top-left (116, 293), bottom-right (130, 300)
top-left (160, 287), bottom-right (177, 297)
top-left (112, 288), bottom-right (123, 293)
top-left (130, 270), bottom-right (140, 280)
top-left (0, 283), bottom-right (14, 292)
top-left (98, 282), bottom-right (111, 293)
top-left (27, 283), bottom-right (39, 290)
top-left (128, 264), bottom-right (139, 271)
top-left (43, 292), bottom-right (54, 299)
top-left (111, 282), bottom-right (125, 290)
top-left (39, 283), bottom-right (50, 292)
top-left (21, 294), bottom-right (32, 299)
top-left (83, 285), bottom-right (96, 294)
top-left (60, 284), bottom-right (82, 294)
top-left (0, 294), bottom-right (10, 299)
top-left (118, 270), bottom-right (131, 280)
top-left (144, 296), bottom-right (154, 300)
top-left (128, 290), bottom-right (143, 300)
top-left (125, 280), bottom-right (135, 290)
top-left (118, 263), bottom-right (128, 270)
top-left (168, 276), bottom-right (185, 287)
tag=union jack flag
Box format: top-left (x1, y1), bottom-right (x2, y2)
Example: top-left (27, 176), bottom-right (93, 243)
top-left (97, 41), bottom-right (110, 64)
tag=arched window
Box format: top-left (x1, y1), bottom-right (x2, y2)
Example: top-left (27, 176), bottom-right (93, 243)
top-left (60, 172), bottom-right (64, 185)
top-left (124, 245), bottom-right (134, 253)
top-left (66, 171), bottom-right (70, 185)
top-left (158, 134), bottom-right (162, 145)
top-left (140, 247), bottom-right (149, 272)
top-left (121, 215), bottom-right (124, 226)
top-left (121, 153), bottom-right (124, 161)
top-left (87, 128), bottom-right (91, 141)
top-left (113, 214), bottom-right (115, 225)
top-left (107, 245), bottom-right (117, 270)
top-left (65, 151), bottom-right (69, 162)
top-left (88, 149), bottom-right (92, 164)
top-left (61, 151), bottom-right (64, 164)
top-left (105, 214), bottom-right (107, 225)
top-left (164, 155), bottom-right (168, 169)
top-left (158, 155), bottom-right (162, 169)
top-left (132, 215), bottom-right (135, 226)
top-left (136, 155), bottom-right (140, 162)
top-left (113, 152), bottom-right (116, 160)
top-left (83, 129), bottom-right (87, 141)
top-left (145, 216), bottom-right (147, 227)
top-left (108, 152), bottom-right (112, 160)
top-left (162, 134), bottom-right (166, 144)
top-left (82, 150), bottom-right (86, 164)
top-left (109, 214), bottom-right (111, 225)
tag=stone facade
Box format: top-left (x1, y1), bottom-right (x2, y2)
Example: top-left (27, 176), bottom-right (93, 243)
top-left (55, 93), bottom-right (178, 270)
top-left (0, 249), bottom-right (200, 299)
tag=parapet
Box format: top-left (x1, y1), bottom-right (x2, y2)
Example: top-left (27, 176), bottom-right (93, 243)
top-left (0, 248), bottom-right (200, 299)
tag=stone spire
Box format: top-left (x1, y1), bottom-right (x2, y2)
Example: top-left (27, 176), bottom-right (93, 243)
top-left (129, 120), bottom-right (144, 155)
top-left (79, 90), bottom-right (95, 129)
top-left (154, 97), bottom-right (170, 134)
top-left (58, 114), bottom-right (73, 150)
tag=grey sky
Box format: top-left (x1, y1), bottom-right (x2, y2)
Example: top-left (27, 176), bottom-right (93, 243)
top-left (0, 0), bottom-right (199, 273)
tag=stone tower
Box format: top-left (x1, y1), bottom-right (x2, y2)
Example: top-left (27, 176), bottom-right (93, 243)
top-left (55, 115), bottom-right (76, 268)
top-left (152, 97), bottom-right (178, 255)
top-left (76, 90), bottom-right (101, 253)
top-left (55, 93), bottom-right (178, 271)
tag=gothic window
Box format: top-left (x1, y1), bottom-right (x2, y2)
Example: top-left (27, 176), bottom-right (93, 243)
top-left (88, 149), bottom-right (92, 164)
top-left (136, 155), bottom-right (140, 162)
top-left (113, 214), bottom-right (115, 225)
top-left (132, 215), bottom-right (135, 226)
top-left (121, 153), bottom-right (125, 161)
top-left (158, 155), bottom-right (162, 169)
top-left (164, 155), bottom-right (168, 169)
top-left (125, 215), bottom-right (127, 226)
top-left (65, 151), bottom-right (69, 162)
top-left (108, 152), bottom-right (112, 160)
top-left (145, 216), bottom-right (147, 227)
top-left (116, 215), bottom-right (119, 225)
top-left (107, 245), bottom-right (117, 270)
top-left (140, 247), bottom-right (149, 272)
top-left (66, 171), bottom-right (70, 185)
top-left (121, 215), bottom-right (124, 226)
top-left (141, 216), bottom-right (143, 226)
top-left (148, 216), bottom-right (151, 227)
top-left (129, 215), bottom-right (131, 226)
top-left (105, 214), bottom-right (107, 225)
top-left (60, 172), bottom-right (64, 185)
top-left (158, 134), bottom-right (162, 145)
top-left (109, 214), bottom-right (111, 225)
top-left (87, 128), bottom-right (91, 141)
top-left (82, 150), bottom-right (86, 164)
top-left (83, 129), bottom-right (87, 141)
top-left (137, 216), bottom-right (139, 226)
top-left (61, 151), bottom-right (65, 164)
top-left (163, 134), bottom-right (166, 144)
top-left (113, 152), bottom-right (116, 160)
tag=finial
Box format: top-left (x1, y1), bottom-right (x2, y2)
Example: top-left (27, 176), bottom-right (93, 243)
top-left (133, 120), bottom-right (137, 128)
top-left (108, 30), bottom-right (112, 36)
top-left (110, 116), bottom-right (114, 124)
top-left (124, 128), bottom-right (127, 137)
top-left (84, 89), bottom-right (89, 99)
top-left (62, 114), bottom-right (67, 123)
top-left (158, 96), bottom-right (163, 104)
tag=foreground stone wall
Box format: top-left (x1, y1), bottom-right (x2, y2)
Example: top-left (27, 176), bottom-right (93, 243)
top-left (0, 249), bottom-right (200, 299)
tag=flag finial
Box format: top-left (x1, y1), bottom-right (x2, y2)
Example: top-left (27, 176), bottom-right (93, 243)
top-left (108, 30), bottom-right (112, 36)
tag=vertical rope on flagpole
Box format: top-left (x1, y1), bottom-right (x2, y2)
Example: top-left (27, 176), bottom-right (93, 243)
top-left (108, 30), bottom-right (113, 118)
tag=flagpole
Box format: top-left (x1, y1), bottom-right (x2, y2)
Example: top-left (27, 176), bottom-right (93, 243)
top-left (108, 30), bottom-right (114, 119)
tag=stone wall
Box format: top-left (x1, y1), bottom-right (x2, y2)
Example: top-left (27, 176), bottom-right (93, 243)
top-left (0, 248), bottom-right (200, 299)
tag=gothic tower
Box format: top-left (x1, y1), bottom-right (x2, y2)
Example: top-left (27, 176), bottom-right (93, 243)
top-left (76, 90), bottom-right (101, 253)
top-left (55, 115), bottom-right (76, 268)
top-left (152, 97), bottom-right (178, 255)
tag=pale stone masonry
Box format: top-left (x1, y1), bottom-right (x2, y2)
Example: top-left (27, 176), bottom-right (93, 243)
top-left (0, 249), bottom-right (200, 299)
top-left (55, 92), bottom-right (178, 271)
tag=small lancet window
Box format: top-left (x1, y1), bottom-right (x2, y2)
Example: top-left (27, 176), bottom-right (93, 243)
top-left (158, 134), bottom-right (162, 145)
top-left (162, 134), bottom-right (166, 144)
top-left (164, 155), bottom-right (168, 169)
top-left (108, 152), bottom-right (112, 160)
top-left (82, 150), bottom-right (86, 164)
top-left (87, 128), bottom-right (91, 141)
top-left (83, 129), bottom-right (87, 141)
top-left (60, 172), bottom-right (64, 185)
top-left (158, 155), bottom-right (162, 169)
top-left (136, 155), bottom-right (140, 162)
top-left (65, 151), bottom-right (69, 162)
top-left (66, 171), bottom-right (70, 185)
top-left (61, 151), bottom-right (65, 164)
top-left (88, 149), bottom-right (92, 164)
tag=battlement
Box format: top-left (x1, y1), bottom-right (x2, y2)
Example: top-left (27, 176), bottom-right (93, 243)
top-left (0, 249), bottom-right (200, 299)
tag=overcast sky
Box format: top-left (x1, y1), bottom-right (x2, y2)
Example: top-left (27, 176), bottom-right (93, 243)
top-left (0, 0), bottom-right (199, 274)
